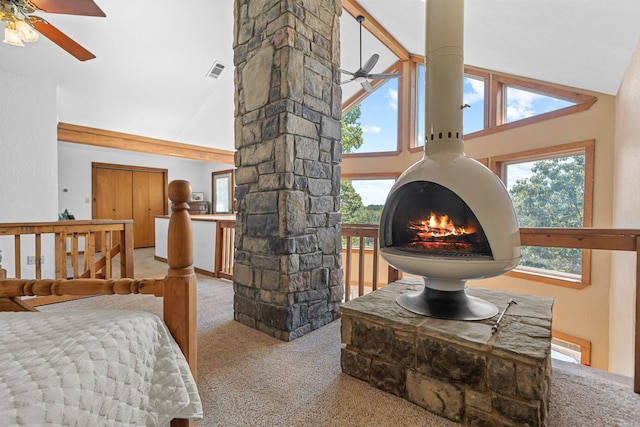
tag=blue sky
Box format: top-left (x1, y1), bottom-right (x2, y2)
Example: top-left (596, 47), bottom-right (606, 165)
top-left (350, 179), bottom-right (395, 206)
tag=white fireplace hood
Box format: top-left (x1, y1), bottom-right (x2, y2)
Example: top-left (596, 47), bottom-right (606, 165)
top-left (380, 153), bottom-right (521, 281)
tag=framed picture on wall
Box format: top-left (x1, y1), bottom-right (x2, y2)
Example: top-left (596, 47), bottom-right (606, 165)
top-left (191, 192), bottom-right (204, 202)
top-left (212, 169), bottom-right (234, 214)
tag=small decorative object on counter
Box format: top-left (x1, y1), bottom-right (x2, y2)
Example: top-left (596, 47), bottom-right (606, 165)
top-left (59, 209), bottom-right (76, 220)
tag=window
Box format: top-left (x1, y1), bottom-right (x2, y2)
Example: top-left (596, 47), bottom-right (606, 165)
top-left (491, 140), bottom-right (594, 286)
top-left (416, 64), bottom-right (426, 148)
top-left (415, 65), bottom-right (485, 148)
top-left (463, 75), bottom-right (485, 133)
top-left (211, 169), bottom-right (234, 214)
top-left (408, 60), bottom-right (597, 149)
top-left (504, 85), bottom-right (576, 123)
top-left (342, 78), bottom-right (399, 155)
top-left (340, 178), bottom-right (395, 225)
top-left (491, 74), bottom-right (595, 131)
top-left (505, 155), bottom-right (584, 276)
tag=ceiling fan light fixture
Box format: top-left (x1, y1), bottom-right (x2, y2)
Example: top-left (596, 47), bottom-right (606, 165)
top-left (3, 21), bottom-right (24, 46)
top-left (15, 19), bottom-right (38, 42)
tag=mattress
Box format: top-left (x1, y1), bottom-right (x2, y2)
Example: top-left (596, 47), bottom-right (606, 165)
top-left (0, 310), bottom-right (203, 426)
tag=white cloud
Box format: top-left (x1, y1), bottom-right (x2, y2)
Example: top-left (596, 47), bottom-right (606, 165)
top-left (388, 88), bottom-right (398, 110)
top-left (463, 78), bottom-right (484, 105)
top-left (505, 87), bottom-right (543, 121)
top-left (362, 124), bottom-right (382, 133)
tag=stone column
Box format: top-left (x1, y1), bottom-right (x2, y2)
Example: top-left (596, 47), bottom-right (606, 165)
top-left (233, 0), bottom-right (343, 341)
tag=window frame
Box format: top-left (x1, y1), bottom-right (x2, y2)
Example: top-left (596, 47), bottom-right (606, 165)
top-left (341, 61), bottom-right (404, 158)
top-left (474, 72), bottom-right (597, 139)
top-left (490, 140), bottom-right (595, 288)
top-left (552, 331), bottom-right (592, 366)
top-left (211, 169), bottom-right (235, 215)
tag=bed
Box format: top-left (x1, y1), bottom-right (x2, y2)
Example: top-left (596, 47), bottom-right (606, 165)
top-left (0, 180), bottom-right (201, 426)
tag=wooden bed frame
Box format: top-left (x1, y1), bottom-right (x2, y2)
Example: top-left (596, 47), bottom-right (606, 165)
top-left (0, 180), bottom-right (197, 427)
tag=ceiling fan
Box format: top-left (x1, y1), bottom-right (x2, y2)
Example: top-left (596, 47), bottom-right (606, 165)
top-left (340, 15), bottom-right (401, 92)
top-left (0, 0), bottom-right (105, 61)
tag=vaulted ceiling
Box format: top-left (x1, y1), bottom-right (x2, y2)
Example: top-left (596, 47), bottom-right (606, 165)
top-left (1, 0), bottom-right (639, 155)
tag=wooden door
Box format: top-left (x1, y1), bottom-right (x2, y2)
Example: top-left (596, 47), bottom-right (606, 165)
top-left (133, 171), bottom-right (165, 248)
top-left (93, 163), bottom-right (167, 250)
top-left (93, 168), bottom-right (133, 249)
top-left (94, 168), bottom-right (133, 221)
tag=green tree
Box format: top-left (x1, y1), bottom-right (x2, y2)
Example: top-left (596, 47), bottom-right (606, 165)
top-left (340, 180), bottom-right (364, 224)
top-left (340, 104), bottom-right (365, 225)
top-left (509, 155), bottom-right (585, 275)
top-left (341, 105), bottom-right (363, 154)
top-left (356, 204), bottom-right (384, 225)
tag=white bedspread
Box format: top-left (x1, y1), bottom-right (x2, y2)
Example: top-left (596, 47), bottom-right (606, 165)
top-left (0, 310), bottom-right (203, 426)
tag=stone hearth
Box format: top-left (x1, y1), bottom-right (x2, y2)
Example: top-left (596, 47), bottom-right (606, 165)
top-left (340, 278), bottom-right (553, 426)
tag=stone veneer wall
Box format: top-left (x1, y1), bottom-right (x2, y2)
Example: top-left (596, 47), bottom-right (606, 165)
top-left (232, 0), bottom-right (344, 340)
top-left (341, 279), bottom-right (553, 426)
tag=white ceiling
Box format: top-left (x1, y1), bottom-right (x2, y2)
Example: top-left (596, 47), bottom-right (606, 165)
top-left (1, 0), bottom-right (639, 154)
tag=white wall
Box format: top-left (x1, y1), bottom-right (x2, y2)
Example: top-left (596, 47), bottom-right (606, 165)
top-left (0, 70), bottom-right (58, 277)
top-left (58, 141), bottom-right (231, 220)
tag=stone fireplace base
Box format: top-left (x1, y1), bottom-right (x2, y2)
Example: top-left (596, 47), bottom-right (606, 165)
top-left (340, 278), bottom-right (553, 426)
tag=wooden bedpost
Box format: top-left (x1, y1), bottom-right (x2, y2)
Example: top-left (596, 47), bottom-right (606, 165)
top-left (164, 180), bottom-right (198, 412)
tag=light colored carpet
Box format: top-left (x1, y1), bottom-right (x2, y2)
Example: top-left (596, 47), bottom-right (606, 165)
top-left (39, 249), bottom-right (640, 426)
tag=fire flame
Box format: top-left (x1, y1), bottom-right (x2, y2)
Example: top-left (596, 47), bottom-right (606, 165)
top-left (408, 212), bottom-right (474, 238)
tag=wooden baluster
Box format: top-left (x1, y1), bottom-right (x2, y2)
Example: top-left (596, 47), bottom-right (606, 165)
top-left (224, 227), bottom-right (230, 275)
top-left (55, 232), bottom-right (66, 279)
top-left (372, 238), bottom-right (379, 291)
top-left (214, 221), bottom-right (223, 278)
top-left (122, 222), bottom-right (134, 278)
top-left (358, 236), bottom-right (365, 297)
top-left (104, 231), bottom-right (112, 279)
top-left (87, 231), bottom-right (96, 278)
top-left (35, 233), bottom-right (42, 280)
top-left (83, 232), bottom-right (89, 274)
top-left (345, 237), bottom-right (352, 301)
top-left (72, 233), bottom-right (80, 278)
top-left (226, 225), bottom-right (234, 276)
top-left (164, 180), bottom-right (197, 427)
top-left (14, 235), bottom-right (21, 279)
top-left (388, 265), bottom-right (402, 284)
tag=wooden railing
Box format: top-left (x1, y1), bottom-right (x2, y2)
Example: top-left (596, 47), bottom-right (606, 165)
top-left (342, 224), bottom-right (401, 301)
top-left (214, 220), bottom-right (235, 280)
top-left (518, 227), bottom-right (640, 394)
top-left (0, 220), bottom-right (134, 281)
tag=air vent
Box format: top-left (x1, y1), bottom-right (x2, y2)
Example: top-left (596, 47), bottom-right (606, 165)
top-left (206, 61), bottom-right (226, 79)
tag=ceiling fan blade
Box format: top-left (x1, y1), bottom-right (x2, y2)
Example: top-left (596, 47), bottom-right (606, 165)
top-left (28, 17), bottom-right (96, 61)
top-left (340, 80), bottom-right (354, 85)
top-left (340, 69), bottom-right (355, 76)
top-left (361, 80), bottom-right (373, 92)
top-left (367, 73), bottom-right (402, 80)
top-left (361, 54), bottom-right (379, 74)
top-left (29, 0), bottom-right (106, 17)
